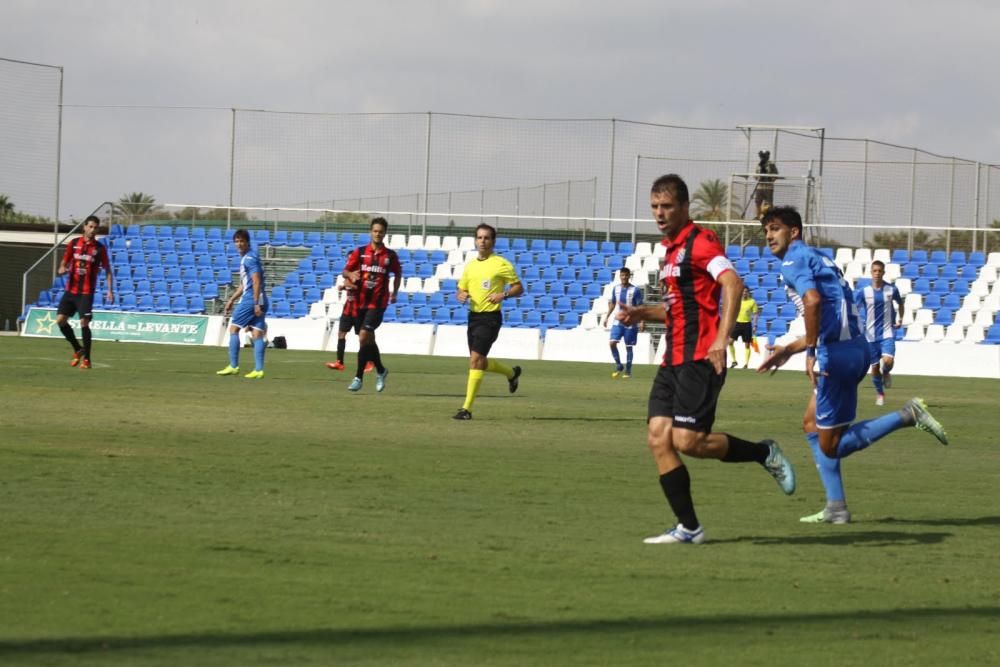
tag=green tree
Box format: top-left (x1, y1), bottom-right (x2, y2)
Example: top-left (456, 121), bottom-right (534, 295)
top-left (172, 206), bottom-right (249, 222)
top-left (316, 211), bottom-right (370, 227)
top-left (691, 179), bottom-right (734, 222)
top-left (0, 194), bottom-right (14, 222)
top-left (114, 192), bottom-right (162, 224)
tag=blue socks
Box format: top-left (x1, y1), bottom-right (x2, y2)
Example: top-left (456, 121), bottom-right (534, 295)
top-left (228, 332), bottom-right (240, 368)
top-left (253, 336), bottom-right (266, 372)
top-left (625, 345), bottom-right (634, 374)
top-left (836, 411), bottom-right (907, 457)
top-left (872, 373), bottom-right (884, 395)
top-left (610, 345), bottom-right (622, 367)
top-left (807, 432), bottom-right (844, 502)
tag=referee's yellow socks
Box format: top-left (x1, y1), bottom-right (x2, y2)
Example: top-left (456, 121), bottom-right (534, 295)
top-left (463, 369), bottom-right (485, 410)
top-left (486, 358), bottom-right (513, 378)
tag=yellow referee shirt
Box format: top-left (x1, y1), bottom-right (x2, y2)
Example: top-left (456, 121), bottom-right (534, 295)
top-left (736, 297), bottom-right (759, 323)
top-left (458, 255), bottom-right (520, 313)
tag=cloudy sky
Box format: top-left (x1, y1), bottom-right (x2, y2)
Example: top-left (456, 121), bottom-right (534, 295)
top-left (2, 0), bottom-right (999, 220)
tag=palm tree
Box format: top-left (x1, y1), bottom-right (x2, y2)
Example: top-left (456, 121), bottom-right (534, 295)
top-left (0, 194), bottom-right (14, 222)
top-left (114, 192), bottom-right (161, 223)
top-left (690, 179), bottom-right (732, 222)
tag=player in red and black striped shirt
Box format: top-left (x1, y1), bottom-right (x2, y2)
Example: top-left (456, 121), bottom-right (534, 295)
top-left (56, 215), bottom-right (114, 369)
top-left (616, 174), bottom-right (795, 545)
top-left (340, 217), bottom-right (402, 392)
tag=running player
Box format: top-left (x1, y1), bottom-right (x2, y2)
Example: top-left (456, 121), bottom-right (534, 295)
top-left (603, 267), bottom-right (644, 378)
top-left (854, 260), bottom-right (903, 405)
top-left (758, 207), bottom-right (948, 524)
top-left (56, 215), bottom-right (114, 369)
top-left (217, 229), bottom-right (268, 379)
top-left (452, 223), bottom-right (524, 420)
top-left (618, 174), bottom-right (796, 546)
top-left (728, 286), bottom-right (759, 369)
top-left (341, 217), bottom-right (401, 392)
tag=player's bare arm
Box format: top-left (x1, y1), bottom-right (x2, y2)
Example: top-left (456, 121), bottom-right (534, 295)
top-left (251, 272), bottom-right (263, 314)
top-left (710, 270), bottom-right (743, 374)
top-left (801, 288), bottom-right (822, 386)
top-left (225, 284), bottom-right (244, 315)
top-left (456, 288), bottom-right (470, 304)
top-left (757, 336), bottom-right (807, 375)
top-left (616, 303), bottom-right (666, 326)
top-left (486, 281), bottom-right (523, 304)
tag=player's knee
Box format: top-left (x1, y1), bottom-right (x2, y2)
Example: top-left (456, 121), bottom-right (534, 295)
top-left (801, 416), bottom-right (816, 433)
top-left (671, 429), bottom-right (705, 456)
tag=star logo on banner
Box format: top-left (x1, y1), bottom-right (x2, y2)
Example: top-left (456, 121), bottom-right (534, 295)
top-left (35, 310), bottom-right (58, 334)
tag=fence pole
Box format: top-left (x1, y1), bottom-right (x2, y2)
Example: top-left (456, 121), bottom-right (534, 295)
top-left (422, 111), bottom-right (432, 237)
top-left (228, 108), bottom-right (236, 232)
top-left (973, 162), bottom-right (981, 254)
top-left (52, 66), bottom-right (64, 280)
top-left (631, 155), bottom-right (640, 244)
top-left (861, 140), bottom-right (868, 246)
top-left (908, 149), bottom-right (917, 253)
top-left (609, 118), bottom-right (617, 242)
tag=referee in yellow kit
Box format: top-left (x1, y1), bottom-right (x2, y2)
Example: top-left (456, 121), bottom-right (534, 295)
top-left (453, 223), bottom-right (525, 420)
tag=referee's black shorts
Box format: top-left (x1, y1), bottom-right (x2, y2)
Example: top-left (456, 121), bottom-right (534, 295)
top-left (731, 321), bottom-right (753, 343)
top-left (467, 311), bottom-right (503, 356)
top-left (57, 292), bottom-right (94, 319)
top-left (647, 360), bottom-right (726, 433)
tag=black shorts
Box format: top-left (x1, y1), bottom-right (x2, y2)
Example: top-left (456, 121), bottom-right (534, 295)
top-left (344, 307), bottom-right (385, 333)
top-left (338, 313), bottom-right (362, 335)
top-left (467, 311), bottom-right (503, 356)
top-left (647, 360), bottom-right (726, 433)
top-left (732, 322), bottom-right (753, 343)
top-left (57, 292), bottom-right (94, 319)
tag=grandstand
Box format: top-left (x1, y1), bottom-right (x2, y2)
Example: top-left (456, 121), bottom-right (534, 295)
top-left (21, 222), bottom-right (1000, 361)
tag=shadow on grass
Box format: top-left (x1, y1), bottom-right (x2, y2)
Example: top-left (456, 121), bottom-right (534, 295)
top-left (872, 515), bottom-right (1000, 528)
top-left (2, 606), bottom-right (998, 656)
top-left (711, 530), bottom-right (952, 546)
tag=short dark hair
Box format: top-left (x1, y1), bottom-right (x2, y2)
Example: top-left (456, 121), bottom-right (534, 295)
top-left (760, 206), bottom-right (802, 231)
top-left (232, 228), bottom-right (251, 243)
top-left (84, 215), bottom-right (100, 225)
top-left (370, 217), bottom-right (388, 230)
top-left (475, 223), bottom-right (497, 240)
top-left (619, 266), bottom-right (631, 275)
top-left (650, 174), bottom-right (689, 204)
top-left (870, 260), bottom-right (885, 270)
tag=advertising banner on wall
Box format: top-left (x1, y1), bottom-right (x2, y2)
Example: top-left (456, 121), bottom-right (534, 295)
top-left (22, 308), bottom-right (210, 345)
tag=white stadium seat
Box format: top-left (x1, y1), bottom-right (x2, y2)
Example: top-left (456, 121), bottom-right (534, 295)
top-left (903, 324), bottom-right (925, 341)
top-left (944, 323), bottom-right (966, 343)
top-left (458, 236), bottom-right (475, 251)
top-left (834, 247), bottom-right (854, 268)
top-left (884, 263), bottom-right (901, 282)
top-left (872, 248), bottom-right (891, 264)
top-left (853, 248), bottom-right (873, 265)
top-left (923, 324), bottom-right (945, 343)
top-left (308, 302), bottom-right (326, 319)
top-left (965, 324), bottom-right (985, 343)
top-left (386, 233), bottom-right (406, 249)
top-left (406, 234), bottom-right (424, 250)
top-left (421, 277), bottom-right (440, 293)
top-left (914, 308), bottom-right (934, 326)
top-left (986, 252), bottom-right (1000, 268)
top-left (895, 277), bottom-right (912, 296)
top-left (401, 276), bottom-right (423, 293)
top-left (423, 235), bottom-right (442, 251)
top-left (634, 241), bottom-right (653, 260)
top-left (440, 235), bottom-right (459, 252)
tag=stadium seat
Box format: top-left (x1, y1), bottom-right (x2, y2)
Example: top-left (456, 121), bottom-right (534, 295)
top-left (923, 324), bottom-right (945, 342)
top-left (272, 301), bottom-right (291, 318)
top-left (903, 324), bottom-right (924, 341)
top-left (891, 249), bottom-right (909, 264)
top-left (834, 247), bottom-right (854, 267)
top-left (290, 301), bottom-right (309, 318)
top-left (933, 308), bottom-right (953, 325)
top-left (965, 324), bottom-right (986, 343)
top-left (968, 251), bottom-right (986, 266)
top-left (743, 246), bottom-right (760, 260)
top-left (271, 230), bottom-right (289, 246)
top-left (288, 231), bottom-right (306, 247)
top-left (910, 249), bottom-right (929, 264)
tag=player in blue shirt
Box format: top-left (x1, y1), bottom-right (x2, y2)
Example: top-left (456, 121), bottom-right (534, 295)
top-left (603, 267), bottom-right (644, 378)
top-left (216, 229), bottom-right (269, 379)
top-left (854, 260), bottom-right (903, 405)
top-left (757, 207), bottom-right (948, 524)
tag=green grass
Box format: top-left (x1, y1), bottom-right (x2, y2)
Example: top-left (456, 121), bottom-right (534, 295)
top-left (1, 336), bottom-right (998, 666)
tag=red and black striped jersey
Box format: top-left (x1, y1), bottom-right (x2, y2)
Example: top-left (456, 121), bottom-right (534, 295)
top-left (61, 236), bottom-right (111, 296)
top-left (343, 244), bottom-right (402, 310)
top-left (658, 221), bottom-right (735, 366)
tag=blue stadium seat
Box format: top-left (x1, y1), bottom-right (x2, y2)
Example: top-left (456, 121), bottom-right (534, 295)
top-left (742, 246), bottom-right (761, 260)
top-left (432, 307), bottom-right (452, 324)
top-left (969, 251), bottom-right (986, 266)
top-left (272, 301), bottom-right (291, 318)
top-left (920, 264), bottom-right (940, 277)
top-left (751, 259), bottom-right (771, 274)
top-left (582, 240), bottom-right (598, 255)
top-left (494, 238), bottom-right (510, 253)
top-left (555, 296), bottom-right (574, 313)
top-left (141, 225), bottom-right (157, 239)
top-left (599, 241), bottom-right (616, 255)
top-left (268, 286), bottom-right (286, 302)
top-left (410, 293), bottom-right (428, 307)
top-left (200, 284), bottom-right (218, 300)
top-left (188, 295), bottom-right (205, 313)
top-left (726, 245), bottom-right (742, 258)
top-left (572, 297), bottom-right (591, 313)
top-left (617, 241), bottom-right (635, 256)
top-left (565, 283), bottom-right (584, 298)
top-left (564, 240), bottom-right (581, 253)
top-left (506, 309), bottom-right (524, 327)
top-left (271, 230), bottom-right (289, 246)
top-left (190, 227), bottom-right (206, 240)
top-left (960, 265), bottom-right (978, 281)
top-left (153, 295), bottom-right (171, 312)
top-left (928, 250), bottom-right (947, 264)
top-left (288, 231), bottom-right (305, 247)
top-left (414, 306), bottom-right (434, 323)
top-left (930, 279), bottom-right (950, 294)
top-left (909, 249), bottom-right (928, 264)
top-left (933, 308), bottom-right (953, 325)
top-left (891, 249), bottom-right (909, 263)
top-left (304, 287), bottom-right (322, 303)
top-left (542, 311), bottom-right (562, 328)
top-left (169, 296), bottom-right (188, 313)
top-left (535, 295), bottom-right (555, 312)
top-left (912, 278), bottom-right (931, 293)
top-left (778, 303), bottom-right (799, 319)
top-left (743, 274), bottom-right (760, 289)
top-left (546, 239), bottom-right (562, 252)
top-left (157, 225), bottom-right (174, 238)
top-left (524, 310), bottom-right (542, 328)
top-left (119, 293), bottom-right (137, 311)
top-left (948, 251), bottom-right (966, 265)
top-left (441, 279), bottom-right (458, 293)
top-left (290, 301), bottom-right (308, 318)
top-left (939, 264), bottom-right (959, 280)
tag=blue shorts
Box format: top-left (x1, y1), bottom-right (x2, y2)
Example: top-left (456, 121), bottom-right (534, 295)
top-left (815, 337), bottom-right (871, 429)
top-left (869, 338), bottom-right (895, 361)
top-left (231, 300), bottom-right (268, 331)
top-left (610, 323), bottom-right (638, 346)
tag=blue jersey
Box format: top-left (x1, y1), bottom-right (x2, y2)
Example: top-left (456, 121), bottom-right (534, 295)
top-left (779, 240), bottom-right (862, 347)
top-left (854, 283), bottom-right (902, 342)
top-left (238, 251), bottom-right (268, 306)
top-left (610, 284), bottom-right (643, 327)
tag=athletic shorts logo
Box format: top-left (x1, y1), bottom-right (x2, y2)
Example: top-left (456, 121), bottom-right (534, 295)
top-left (674, 415), bottom-right (696, 423)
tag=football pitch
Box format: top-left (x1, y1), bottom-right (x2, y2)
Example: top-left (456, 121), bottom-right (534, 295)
top-left (1, 336), bottom-right (998, 666)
